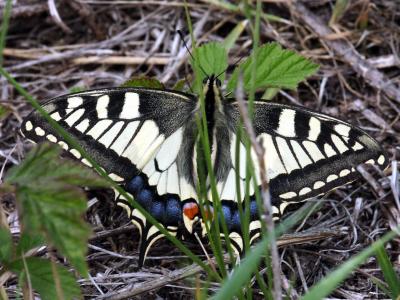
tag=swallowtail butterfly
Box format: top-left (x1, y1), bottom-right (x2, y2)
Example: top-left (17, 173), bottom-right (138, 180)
top-left (21, 74), bottom-right (388, 266)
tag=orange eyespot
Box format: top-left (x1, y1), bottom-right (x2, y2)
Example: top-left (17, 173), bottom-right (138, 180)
top-left (183, 202), bottom-right (199, 220)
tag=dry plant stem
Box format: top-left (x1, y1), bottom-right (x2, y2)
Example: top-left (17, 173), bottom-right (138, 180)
top-left (290, 2), bottom-right (400, 104)
top-left (277, 229), bottom-right (339, 246)
top-left (72, 56), bottom-right (170, 65)
top-left (0, 3), bottom-right (47, 21)
top-left (235, 76), bottom-right (282, 300)
top-left (2, 49), bottom-right (169, 65)
top-left (281, 274), bottom-right (299, 300)
top-left (47, 0), bottom-right (72, 34)
top-left (390, 160), bottom-right (400, 212)
top-left (95, 257), bottom-right (227, 300)
top-left (5, 8), bottom-right (163, 71)
top-left (356, 165), bottom-right (385, 198)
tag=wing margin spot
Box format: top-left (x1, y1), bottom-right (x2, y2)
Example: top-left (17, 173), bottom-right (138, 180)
top-left (279, 191), bottom-right (297, 199)
top-left (299, 187), bottom-right (312, 196)
top-left (327, 174), bottom-right (338, 182)
top-left (25, 121), bottom-right (33, 131)
top-left (35, 127), bottom-right (45, 136)
top-left (340, 169), bottom-right (350, 177)
top-left (46, 134), bottom-right (57, 143)
top-left (377, 155), bottom-right (385, 165)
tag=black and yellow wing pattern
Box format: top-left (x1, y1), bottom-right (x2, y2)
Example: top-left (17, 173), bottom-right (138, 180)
top-left (21, 84), bottom-right (388, 266)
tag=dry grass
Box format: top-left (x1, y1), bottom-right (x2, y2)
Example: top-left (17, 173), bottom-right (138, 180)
top-left (0, 0), bottom-right (399, 299)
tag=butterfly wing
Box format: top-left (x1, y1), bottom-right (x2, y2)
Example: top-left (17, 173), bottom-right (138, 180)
top-left (22, 87), bottom-right (198, 266)
top-left (218, 100), bottom-right (388, 252)
top-left (22, 87), bottom-right (389, 263)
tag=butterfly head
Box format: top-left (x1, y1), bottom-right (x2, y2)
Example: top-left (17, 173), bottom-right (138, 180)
top-left (202, 74), bottom-right (224, 111)
top-left (202, 74), bottom-right (222, 87)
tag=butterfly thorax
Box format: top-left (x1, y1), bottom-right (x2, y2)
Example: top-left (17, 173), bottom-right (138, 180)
top-left (196, 75), bottom-right (232, 187)
top-left (202, 74), bottom-right (223, 146)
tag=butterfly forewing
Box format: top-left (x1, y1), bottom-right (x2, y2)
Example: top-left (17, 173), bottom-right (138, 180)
top-left (23, 88), bottom-right (197, 183)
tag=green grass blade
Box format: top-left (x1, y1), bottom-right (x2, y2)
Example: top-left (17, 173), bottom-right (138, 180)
top-left (212, 201), bottom-right (318, 299)
top-left (183, 2), bottom-right (228, 277)
top-left (375, 243), bottom-right (400, 299)
top-left (222, 19), bottom-right (248, 52)
top-left (329, 0), bottom-right (349, 26)
top-left (212, 235), bottom-right (270, 300)
top-left (0, 226), bottom-right (12, 263)
top-left (201, 0), bottom-right (290, 24)
top-left (300, 227), bottom-right (400, 300)
top-left (0, 0), bottom-right (12, 66)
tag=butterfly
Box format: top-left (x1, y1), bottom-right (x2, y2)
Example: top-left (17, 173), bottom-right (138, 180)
top-left (21, 73), bottom-right (388, 267)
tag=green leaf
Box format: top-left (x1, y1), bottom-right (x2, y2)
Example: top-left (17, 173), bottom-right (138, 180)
top-left (9, 257), bottom-right (82, 300)
top-left (6, 143), bottom-right (108, 276)
top-left (17, 187), bottom-right (91, 277)
top-left (0, 226), bottom-right (12, 263)
top-left (16, 232), bottom-right (45, 255)
top-left (227, 43), bottom-right (319, 93)
top-left (0, 103), bottom-right (11, 120)
top-left (262, 88), bottom-right (279, 100)
top-left (300, 228), bottom-right (400, 300)
top-left (192, 42), bottom-right (228, 89)
top-left (172, 78), bottom-right (186, 91)
top-left (121, 76), bottom-right (164, 89)
top-left (69, 86), bottom-right (87, 94)
top-left (375, 244), bottom-right (400, 299)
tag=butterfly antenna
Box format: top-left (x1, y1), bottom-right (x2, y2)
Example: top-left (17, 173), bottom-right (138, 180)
top-left (216, 53), bottom-right (246, 80)
top-left (215, 55), bottom-right (244, 84)
top-left (177, 30), bottom-right (208, 78)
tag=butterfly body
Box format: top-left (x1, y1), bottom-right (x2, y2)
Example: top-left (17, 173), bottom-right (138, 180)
top-left (21, 76), bottom-right (388, 266)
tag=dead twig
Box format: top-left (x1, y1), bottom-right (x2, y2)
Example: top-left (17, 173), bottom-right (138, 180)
top-left (47, 0), bottom-right (73, 34)
top-left (72, 56), bottom-right (171, 65)
top-left (94, 256), bottom-right (227, 300)
top-left (289, 2), bottom-right (400, 104)
top-left (0, 3), bottom-right (47, 21)
top-left (356, 165), bottom-right (386, 198)
top-left (277, 228), bottom-right (341, 247)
